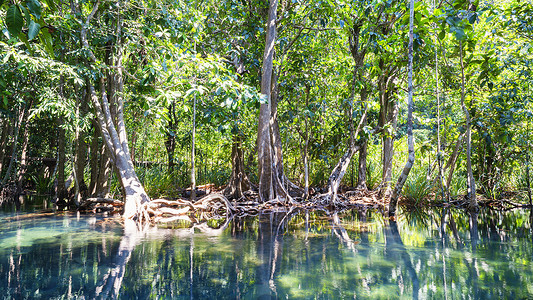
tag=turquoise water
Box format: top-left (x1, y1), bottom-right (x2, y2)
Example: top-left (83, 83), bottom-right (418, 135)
top-left (1, 204), bottom-right (533, 299)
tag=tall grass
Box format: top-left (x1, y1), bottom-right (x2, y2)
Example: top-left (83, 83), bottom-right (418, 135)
top-left (402, 167), bottom-right (433, 204)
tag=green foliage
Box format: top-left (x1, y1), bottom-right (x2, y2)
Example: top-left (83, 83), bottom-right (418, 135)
top-left (5, 5), bottom-right (23, 38)
top-left (403, 168), bottom-right (433, 205)
top-left (30, 174), bottom-right (53, 195)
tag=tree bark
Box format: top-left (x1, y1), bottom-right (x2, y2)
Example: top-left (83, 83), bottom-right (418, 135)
top-left (388, 0), bottom-right (416, 217)
top-left (459, 41), bottom-right (477, 211)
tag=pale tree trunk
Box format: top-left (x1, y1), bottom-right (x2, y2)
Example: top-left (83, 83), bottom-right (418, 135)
top-left (190, 93), bottom-right (196, 200)
top-left (434, 24), bottom-right (445, 201)
top-left (459, 41), bottom-right (477, 211)
top-left (81, 1), bottom-right (149, 220)
top-left (388, 0), bottom-right (415, 217)
top-left (257, 0), bottom-right (292, 203)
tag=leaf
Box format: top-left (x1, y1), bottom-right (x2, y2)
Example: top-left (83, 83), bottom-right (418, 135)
top-left (18, 32), bottom-right (32, 51)
top-left (438, 30), bottom-right (445, 40)
top-left (28, 20), bottom-right (40, 40)
top-left (0, 0), bottom-right (4, 7)
top-left (468, 13), bottom-right (477, 24)
top-left (453, 27), bottom-right (465, 40)
top-left (26, 0), bottom-right (42, 20)
top-left (5, 5), bottom-right (24, 38)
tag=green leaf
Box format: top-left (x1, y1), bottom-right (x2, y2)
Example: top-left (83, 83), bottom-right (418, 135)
top-left (18, 32), bottom-right (32, 52)
top-left (468, 13), bottom-right (477, 24)
top-left (453, 27), bottom-right (465, 40)
top-left (0, 0), bottom-right (5, 7)
top-left (26, 0), bottom-right (42, 20)
top-left (28, 20), bottom-right (40, 40)
top-left (438, 30), bottom-right (445, 40)
top-left (6, 5), bottom-right (24, 38)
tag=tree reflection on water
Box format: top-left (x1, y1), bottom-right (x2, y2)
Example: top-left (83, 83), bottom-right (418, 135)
top-left (1, 208), bottom-right (533, 298)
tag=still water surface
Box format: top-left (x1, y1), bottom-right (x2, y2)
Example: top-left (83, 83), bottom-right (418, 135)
top-left (1, 200), bottom-right (533, 299)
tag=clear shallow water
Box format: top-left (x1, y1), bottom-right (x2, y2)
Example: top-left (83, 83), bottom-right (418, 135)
top-left (1, 204), bottom-right (533, 299)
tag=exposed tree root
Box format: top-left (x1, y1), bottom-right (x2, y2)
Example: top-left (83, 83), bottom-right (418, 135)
top-left (38, 186), bottom-right (533, 225)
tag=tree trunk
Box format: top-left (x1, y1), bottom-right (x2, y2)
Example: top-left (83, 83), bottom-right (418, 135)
top-left (326, 96), bottom-right (369, 204)
top-left (444, 133), bottom-right (465, 200)
top-left (1, 104), bottom-right (29, 187)
top-left (56, 120), bottom-right (68, 205)
top-left (74, 92), bottom-right (89, 203)
top-left (303, 86), bottom-right (310, 199)
top-left (0, 119), bottom-right (12, 176)
top-left (81, 1), bottom-right (150, 220)
top-left (388, 0), bottom-right (416, 217)
top-left (257, 0), bottom-right (292, 203)
top-left (459, 41), bottom-right (477, 211)
top-left (357, 112), bottom-right (368, 190)
top-left (224, 135), bottom-right (252, 200)
top-left (381, 91), bottom-right (398, 197)
top-left (165, 103), bottom-right (176, 174)
top-left (16, 114), bottom-right (31, 196)
top-left (325, 21), bottom-right (370, 203)
top-left (190, 93), bottom-right (197, 201)
top-left (94, 140), bottom-right (112, 198)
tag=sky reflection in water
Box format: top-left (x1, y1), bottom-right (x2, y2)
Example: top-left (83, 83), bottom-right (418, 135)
top-left (0, 207), bottom-right (532, 299)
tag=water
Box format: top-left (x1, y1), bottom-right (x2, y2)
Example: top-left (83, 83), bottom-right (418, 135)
top-left (1, 203), bottom-right (533, 299)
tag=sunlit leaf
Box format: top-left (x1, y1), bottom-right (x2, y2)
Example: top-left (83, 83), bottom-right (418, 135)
top-left (28, 20), bottom-right (40, 40)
